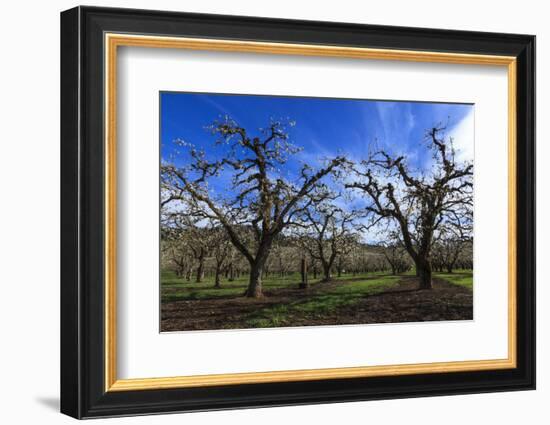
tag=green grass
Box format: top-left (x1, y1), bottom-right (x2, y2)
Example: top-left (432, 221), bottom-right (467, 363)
top-left (161, 270), bottom-right (312, 302)
top-left (241, 275), bottom-right (400, 328)
top-left (435, 270), bottom-right (473, 289)
top-left (161, 268), bottom-right (473, 329)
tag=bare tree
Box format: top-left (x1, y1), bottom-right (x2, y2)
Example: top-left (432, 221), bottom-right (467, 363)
top-left (346, 126), bottom-right (473, 289)
top-left (161, 117), bottom-right (346, 297)
top-left (211, 231), bottom-right (234, 288)
top-left (378, 230), bottom-right (412, 275)
top-left (432, 226), bottom-right (472, 273)
top-left (162, 212), bottom-right (220, 283)
top-left (333, 235), bottom-right (358, 278)
top-left (298, 191), bottom-right (360, 282)
top-left (161, 229), bottom-right (194, 279)
top-left (224, 248), bottom-right (248, 281)
top-left (382, 243), bottom-right (411, 275)
top-left (268, 239), bottom-right (296, 278)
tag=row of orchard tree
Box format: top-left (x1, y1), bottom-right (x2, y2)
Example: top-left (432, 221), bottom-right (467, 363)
top-left (161, 117), bottom-right (473, 298)
top-left (161, 223), bottom-right (473, 288)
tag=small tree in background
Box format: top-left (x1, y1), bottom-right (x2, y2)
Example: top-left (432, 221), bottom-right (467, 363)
top-left (298, 189), bottom-right (361, 282)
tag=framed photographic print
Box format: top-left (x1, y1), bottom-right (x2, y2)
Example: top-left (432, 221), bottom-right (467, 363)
top-left (60, 6), bottom-right (535, 419)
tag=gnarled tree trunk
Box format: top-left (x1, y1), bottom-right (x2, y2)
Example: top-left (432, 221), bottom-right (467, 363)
top-left (321, 261), bottom-right (332, 282)
top-left (245, 261), bottom-right (265, 298)
top-left (416, 259), bottom-right (433, 290)
top-left (195, 253), bottom-right (205, 283)
top-left (214, 262), bottom-right (222, 288)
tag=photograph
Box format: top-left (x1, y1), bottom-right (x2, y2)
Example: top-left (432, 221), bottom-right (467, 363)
top-left (159, 92), bottom-right (474, 332)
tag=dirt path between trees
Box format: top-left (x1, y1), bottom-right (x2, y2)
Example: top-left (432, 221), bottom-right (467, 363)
top-left (338, 277), bottom-right (473, 325)
top-left (160, 276), bottom-right (472, 332)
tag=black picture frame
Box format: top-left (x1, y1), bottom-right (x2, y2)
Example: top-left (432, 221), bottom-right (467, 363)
top-left (61, 5), bottom-right (535, 419)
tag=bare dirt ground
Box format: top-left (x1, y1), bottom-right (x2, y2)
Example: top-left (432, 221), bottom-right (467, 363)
top-left (160, 276), bottom-right (473, 332)
top-left (343, 277), bottom-right (473, 324)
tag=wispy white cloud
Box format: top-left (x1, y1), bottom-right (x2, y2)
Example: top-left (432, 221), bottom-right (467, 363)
top-left (199, 95), bottom-right (243, 124)
top-left (447, 108), bottom-right (474, 163)
top-left (375, 102), bottom-right (416, 151)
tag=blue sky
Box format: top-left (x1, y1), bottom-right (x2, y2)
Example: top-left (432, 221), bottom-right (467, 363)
top-left (160, 92), bottom-right (473, 194)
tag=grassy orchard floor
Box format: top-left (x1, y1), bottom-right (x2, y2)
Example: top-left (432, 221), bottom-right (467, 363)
top-left (160, 270), bottom-right (473, 331)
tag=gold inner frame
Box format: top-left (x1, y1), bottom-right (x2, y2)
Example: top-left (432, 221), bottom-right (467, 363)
top-left (104, 33), bottom-right (518, 392)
